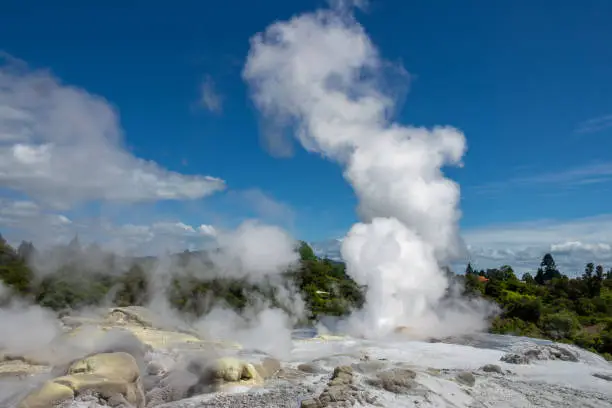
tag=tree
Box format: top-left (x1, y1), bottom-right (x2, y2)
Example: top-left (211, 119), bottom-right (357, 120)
top-left (298, 242), bottom-right (317, 262)
top-left (522, 272), bottom-right (535, 285)
top-left (536, 253), bottom-right (561, 284)
top-left (582, 263), bottom-right (603, 298)
top-left (584, 263), bottom-right (594, 280)
top-left (465, 262), bottom-right (475, 275)
top-left (17, 241), bottom-right (36, 261)
top-left (593, 265), bottom-right (604, 297)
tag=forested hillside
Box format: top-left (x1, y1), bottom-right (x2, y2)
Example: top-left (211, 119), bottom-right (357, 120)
top-left (1, 233), bottom-right (610, 359)
top-left (462, 254), bottom-right (612, 360)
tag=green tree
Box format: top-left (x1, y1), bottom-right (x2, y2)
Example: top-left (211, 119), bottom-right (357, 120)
top-left (298, 242), bottom-right (317, 262)
top-left (522, 272), bottom-right (535, 285)
top-left (465, 262), bottom-right (475, 275)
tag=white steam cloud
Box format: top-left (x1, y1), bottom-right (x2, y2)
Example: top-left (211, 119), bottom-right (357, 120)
top-left (244, 3), bottom-right (485, 337)
top-left (211, 220), bottom-right (300, 280)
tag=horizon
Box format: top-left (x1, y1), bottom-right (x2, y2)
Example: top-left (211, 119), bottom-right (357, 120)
top-left (1, 0), bottom-right (611, 276)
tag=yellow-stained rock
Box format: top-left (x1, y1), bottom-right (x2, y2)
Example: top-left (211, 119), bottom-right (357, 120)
top-left (302, 334), bottom-right (345, 342)
top-left (213, 357), bottom-right (245, 382)
top-left (0, 359), bottom-right (51, 378)
top-left (18, 380), bottom-right (74, 408)
top-left (212, 357), bottom-right (263, 384)
top-left (19, 352), bottom-right (145, 408)
top-left (121, 326), bottom-right (242, 351)
top-left (253, 357), bottom-right (281, 379)
top-left (68, 352), bottom-right (139, 383)
top-left (54, 373), bottom-right (131, 400)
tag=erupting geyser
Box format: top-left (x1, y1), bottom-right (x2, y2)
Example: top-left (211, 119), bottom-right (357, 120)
top-left (244, 2), bottom-right (482, 338)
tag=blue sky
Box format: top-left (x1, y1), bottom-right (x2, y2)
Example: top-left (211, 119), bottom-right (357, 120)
top-left (1, 0), bottom-right (611, 273)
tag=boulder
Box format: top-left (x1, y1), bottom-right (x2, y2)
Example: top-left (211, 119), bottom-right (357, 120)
top-left (455, 371), bottom-right (476, 387)
top-left (253, 357), bottom-right (281, 379)
top-left (501, 344), bottom-right (579, 365)
top-left (480, 364), bottom-right (503, 374)
top-left (18, 352), bottom-right (144, 408)
top-left (367, 368), bottom-right (418, 394)
top-left (18, 381), bottom-right (74, 408)
top-left (0, 357), bottom-right (51, 379)
top-left (211, 357), bottom-right (263, 384)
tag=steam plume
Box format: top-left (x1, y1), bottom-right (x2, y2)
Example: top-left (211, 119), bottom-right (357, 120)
top-left (244, 3), bottom-right (486, 337)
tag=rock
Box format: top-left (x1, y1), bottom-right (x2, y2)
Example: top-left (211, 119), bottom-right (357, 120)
top-left (298, 363), bottom-right (323, 374)
top-left (18, 381), bottom-right (74, 408)
top-left (501, 344), bottom-right (579, 365)
top-left (593, 373), bottom-right (612, 382)
top-left (68, 352), bottom-right (141, 383)
top-left (500, 353), bottom-right (529, 364)
top-left (254, 357), bottom-right (281, 378)
top-left (301, 397), bottom-right (321, 408)
top-left (351, 360), bottom-right (388, 374)
top-left (298, 364), bottom-right (375, 407)
top-left (367, 368), bottom-right (417, 394)
top-left (481, 364), bottom-right (503, 374)
top-left (211, 357), bottom-right (262, 383)
top-left (456, 371), bottom-right (476, 387)
top-left (18, 352), bottom-right (144, 408)
top-left (328, 365), bottom-right (353, 386)
top-left (0, 358), bottom-right (51, 379)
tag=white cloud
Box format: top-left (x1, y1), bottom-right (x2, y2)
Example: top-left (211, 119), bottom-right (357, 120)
top-left (575, 113), bottom-right (612, 134)
top-left (0, 197), bottom-right (215, 254)
top-left (197, 224), bottom-right (217, 237)
top-left (0, 56), bottom-right (225, 209)
top-left (0, 198), bottom-right (72, 243)
top-left (462, 215), bottom-right (612, 274)
top-left (199, 75), bottom-right (223, 113)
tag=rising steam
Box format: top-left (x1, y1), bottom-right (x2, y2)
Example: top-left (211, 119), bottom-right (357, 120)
top-left (244, 2), bottom-right (488, 337)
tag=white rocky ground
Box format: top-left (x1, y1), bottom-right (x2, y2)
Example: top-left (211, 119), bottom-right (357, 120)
top-left (2, 308), bottom-right (611, 408)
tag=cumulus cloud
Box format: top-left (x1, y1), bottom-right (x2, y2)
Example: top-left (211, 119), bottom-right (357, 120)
top-left (244, 2), bottom-right (486, 338)
top-left (0, 55), bottom-right (225, 209)
top-left (463, 214), bottom-right (612, 274)
top-left (199, 74), bottom-right (223, 113)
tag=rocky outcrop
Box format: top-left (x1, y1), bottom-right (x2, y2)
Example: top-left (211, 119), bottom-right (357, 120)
top-left (501, 344), bottom-right (579, 364)
top-left (0, 354), bottom-right (52, 379)
top-left (480, 364), bottom-right (503, 374)
top-left (144, 355), bottom-right (283, 407)
top-left (19, 352), bottom-right (144, 408)
top-left (10, 306), bottom-right (284, 408)
top-left (366, 367), bottom-right (418, 394)
top-left (593, 373), bottom-right (612, 382)
top-left (300, 365), bottom-right (379, 408)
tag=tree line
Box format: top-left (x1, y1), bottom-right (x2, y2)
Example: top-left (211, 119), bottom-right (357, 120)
top-left (462, 253), bottom-right (612, 360)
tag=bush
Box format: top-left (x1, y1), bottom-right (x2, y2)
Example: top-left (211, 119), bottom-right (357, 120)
top-left (540, 311), bottom-right (581, 340)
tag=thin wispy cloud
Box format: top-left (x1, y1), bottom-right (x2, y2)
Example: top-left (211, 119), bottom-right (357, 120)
top-left (199, 75), bottom-right (223, 113)
top-left (473, 162), bottom-right (612, 195)
top-left (575, 113), bottom-right (612, 134)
